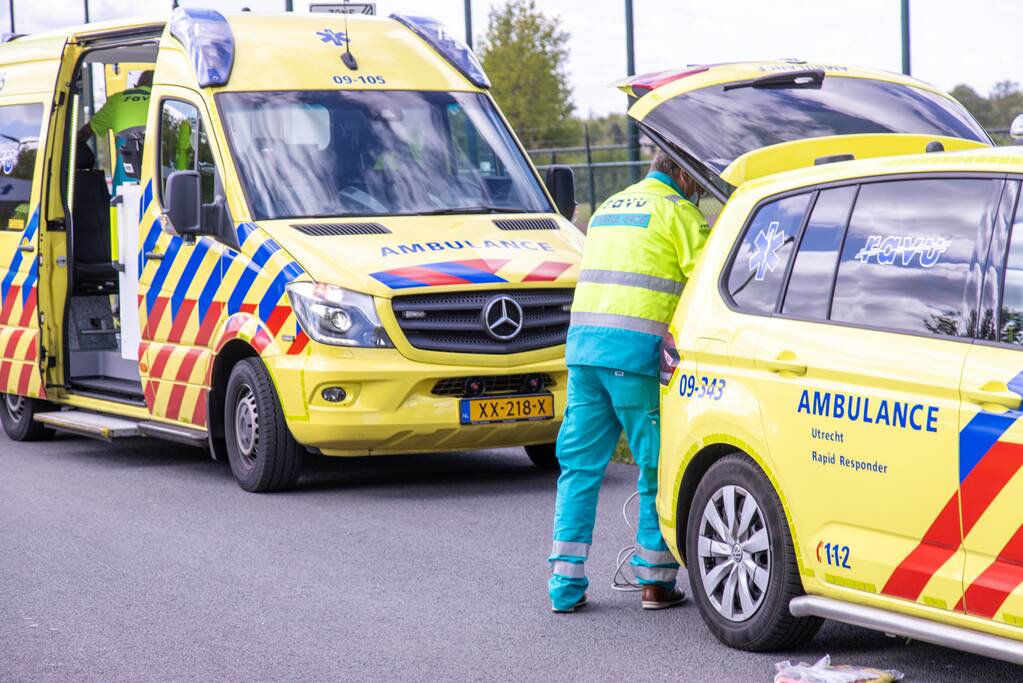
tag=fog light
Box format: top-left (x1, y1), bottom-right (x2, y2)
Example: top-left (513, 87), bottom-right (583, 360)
top-left (322, 387), bottom-right (347, 403)
top-left (523, 374), bottom-right (545, 393)
top-left (464, 377), bottom-right (486, 397)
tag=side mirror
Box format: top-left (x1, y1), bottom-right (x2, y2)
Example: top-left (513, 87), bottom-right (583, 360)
top-left (545, 165), bottom-right (576, 221)
top-left (1011, 114), bottom-right (1023, 141)
top-left (161, 170), bottom-right (201, 236)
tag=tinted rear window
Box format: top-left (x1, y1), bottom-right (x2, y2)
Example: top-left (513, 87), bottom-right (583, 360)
top-left (645, 77), bottom-right (989, 175)
top-left (830, 178), bottom-right (1001, 338)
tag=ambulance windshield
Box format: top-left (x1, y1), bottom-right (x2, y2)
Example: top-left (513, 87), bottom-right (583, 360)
top-left (217, 90), bottom-right (553, 220)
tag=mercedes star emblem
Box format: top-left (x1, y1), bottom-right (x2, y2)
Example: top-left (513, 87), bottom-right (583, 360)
top-left (482, 296), bottom-right (524, 341)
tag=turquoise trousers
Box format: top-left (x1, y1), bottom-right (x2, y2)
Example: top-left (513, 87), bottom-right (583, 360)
top-left (548, 364), bottom-right (679, 610)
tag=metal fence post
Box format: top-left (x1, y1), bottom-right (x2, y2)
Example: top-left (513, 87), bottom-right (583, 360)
top-left (625, 0), bottom-right (640, 182)
top-left (901, 0), bottom-right (911, 75)
top-left (584, 124), bottom-right (596, 213)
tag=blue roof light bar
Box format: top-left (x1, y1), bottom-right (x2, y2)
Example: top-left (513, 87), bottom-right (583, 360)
top-left (390, 14), bottom-right (490, 89)
top-left (169, 7), bottom-right (234, 88)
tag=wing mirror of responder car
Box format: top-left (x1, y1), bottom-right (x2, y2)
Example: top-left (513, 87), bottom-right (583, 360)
top-left (162, 170), bottom-right (202, 236)
top-left (1011, 114), bottom-right (1023, 141)
top-left (545, 165), bottom-right (576, 221)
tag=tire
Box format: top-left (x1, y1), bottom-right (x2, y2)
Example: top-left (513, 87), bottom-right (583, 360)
top-left (685, 452), bottom-right (821, 651)
top-left (0, 393), bottom-right (55, 442)
top-left (525, 443), bottom-right (559, 470)
top-left (224, 358), bottom-right (304, 492)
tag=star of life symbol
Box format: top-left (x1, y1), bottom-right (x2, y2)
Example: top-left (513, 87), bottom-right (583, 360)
top-left (854, 235), bottom-right (950, 269)
top-left (748, 221), bottom-right (786, 281)
top-left (316, 28), bottom-right (349, 46)
top-left (0, 146), bottom-right (17, 174)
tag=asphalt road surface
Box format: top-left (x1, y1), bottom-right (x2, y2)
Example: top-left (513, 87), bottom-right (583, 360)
top-left (1, 435), bottom-right (1018, 681)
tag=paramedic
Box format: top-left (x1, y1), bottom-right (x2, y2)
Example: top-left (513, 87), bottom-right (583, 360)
top-left (77, 70), bottom-right (154, 190)
top-left (548, 150), bottom-right (710, 613)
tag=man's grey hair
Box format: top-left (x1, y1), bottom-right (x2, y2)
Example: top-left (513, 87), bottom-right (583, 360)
top-left (649, 149), bottom-right (682, 177)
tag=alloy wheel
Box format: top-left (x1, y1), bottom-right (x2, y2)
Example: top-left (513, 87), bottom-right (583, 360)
top-left (696, 484), bottom-right (771, 622)
top-left (4, 394), bottom-right (25, 422)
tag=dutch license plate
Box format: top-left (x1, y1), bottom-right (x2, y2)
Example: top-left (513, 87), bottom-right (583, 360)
top-left (459, 393), bottom-right (555, 425)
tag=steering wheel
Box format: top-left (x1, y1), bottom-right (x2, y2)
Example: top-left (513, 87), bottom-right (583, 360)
top-left (338, 184), bottom-right (388, 214)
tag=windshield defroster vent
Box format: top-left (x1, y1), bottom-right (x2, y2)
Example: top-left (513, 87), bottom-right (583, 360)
top-left (292, 223), bottom-right (391, 236)
top-left (493, 218), bottom-right (560, 231)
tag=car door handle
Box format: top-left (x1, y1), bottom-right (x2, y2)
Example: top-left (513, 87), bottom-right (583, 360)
top-left (18, 243), bottom-right (34, 253)
top-left (964, 382), bottom-right (1021, 411)
top-left (763, 351), bottom-right (807, 376)
top-left (144, 251), bottom-right (164, 261)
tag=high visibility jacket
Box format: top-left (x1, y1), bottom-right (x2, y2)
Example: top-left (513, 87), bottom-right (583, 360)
top-left (566, 172), bottom-right (710, 376)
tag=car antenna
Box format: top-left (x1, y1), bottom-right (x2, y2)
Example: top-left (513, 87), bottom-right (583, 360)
top-left (341, 0), bottom-right (358, 70)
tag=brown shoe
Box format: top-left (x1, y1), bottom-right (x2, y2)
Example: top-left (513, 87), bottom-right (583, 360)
top-left (552, 594), bottom-right (588, 614)
top-left (641, 585), bottom-right (685, 610)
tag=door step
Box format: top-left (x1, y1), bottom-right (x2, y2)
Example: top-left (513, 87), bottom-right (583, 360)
top-left (138, 421), bottom-right (208, 449)
top-left (790, 595), bottom-right (1023, 666)
top-left (35, 410), bottom-right (141, 440)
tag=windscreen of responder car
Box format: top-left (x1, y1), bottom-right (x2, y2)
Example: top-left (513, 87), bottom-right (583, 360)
top-left (217, 90), bottom-right (553, 220)
top-left (642, 76), bottom-right (990, 177)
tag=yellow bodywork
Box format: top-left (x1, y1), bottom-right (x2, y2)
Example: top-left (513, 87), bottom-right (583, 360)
top-left (0, 12), bottom-right (581, 455)
top-left (659, 146), bottom-right (1023, 644)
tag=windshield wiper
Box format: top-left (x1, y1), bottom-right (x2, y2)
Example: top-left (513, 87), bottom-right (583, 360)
top-left (414, 206), bottom-right (525, 215)
top-left (723, 68), bottom-right (825, 92)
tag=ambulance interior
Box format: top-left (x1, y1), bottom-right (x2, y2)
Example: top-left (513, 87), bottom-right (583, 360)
top-left (64, 43), bottom-right (158, 403)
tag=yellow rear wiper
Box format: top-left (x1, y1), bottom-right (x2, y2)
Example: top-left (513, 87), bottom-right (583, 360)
top-left (723, 69), bottom-right (825, 92)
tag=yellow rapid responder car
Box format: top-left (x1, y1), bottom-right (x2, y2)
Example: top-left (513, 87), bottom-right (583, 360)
top-left (621, 61), bottom-right (1023, 663)
top-left (0, 9), bottom-right (583, 491)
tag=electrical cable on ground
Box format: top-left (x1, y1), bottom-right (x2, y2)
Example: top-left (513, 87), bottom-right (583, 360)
top-left (611, 490), bottom-right (643, 592)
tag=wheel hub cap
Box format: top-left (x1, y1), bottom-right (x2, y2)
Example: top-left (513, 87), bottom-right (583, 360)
top-left (234, 387), bottom-right (259, 462)
top-left (5, 394), bottom-right (25, 421)
top-left (696, 484), bottom-right (771, 623)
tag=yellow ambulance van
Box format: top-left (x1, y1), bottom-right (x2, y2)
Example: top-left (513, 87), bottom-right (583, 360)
top-left (0, 9), bottom-right (582, 491)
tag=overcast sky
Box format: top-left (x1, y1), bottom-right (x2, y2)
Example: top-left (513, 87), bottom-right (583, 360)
top-left (5, 0), bottom-right (1022, 117)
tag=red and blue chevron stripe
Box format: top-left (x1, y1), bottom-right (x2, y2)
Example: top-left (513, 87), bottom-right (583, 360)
top-left (883, 371), bottom-right (1023, 617)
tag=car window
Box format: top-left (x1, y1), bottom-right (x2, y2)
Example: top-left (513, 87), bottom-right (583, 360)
top-left (782, 186), bottom-right (857, 319)
top-left (0, 103), bottom-right (44, 231)
top-left (725, 193), bottom-right (811, 314)
top-left (999, 191), bottom-right (1023, 345)
top-left (830, 178), bottom-right (1001, 338)
top-left (159, 99), bottom-right (217, 205)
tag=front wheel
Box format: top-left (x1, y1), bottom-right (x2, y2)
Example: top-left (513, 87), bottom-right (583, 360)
top-left (525, 443), bottom-right (559, 470)
top-left (0, 393), bottom-right (54, 442)
top-left (685, 453), bottom-right (821, 651)
top-left (224, 358), bottom-right (304, 492)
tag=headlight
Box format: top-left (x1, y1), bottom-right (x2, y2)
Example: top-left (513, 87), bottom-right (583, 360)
top-left (286, 282), bottom-right (393, 348)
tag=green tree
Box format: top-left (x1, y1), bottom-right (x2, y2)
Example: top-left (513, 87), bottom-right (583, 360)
top-left (950, 81), bottom-right (1023, 138)
top-left (478, 0), bottom-right (578, 149)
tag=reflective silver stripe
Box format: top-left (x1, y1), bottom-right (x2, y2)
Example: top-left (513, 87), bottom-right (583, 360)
top-left (578, 269), bottom-right (683, 296)
top-left (570, 312), bottom-right (669, 337)
top-left (551, 541), bottom-right (590, 559)
top-left (633, 565), bottom-right (678, 582)
top-left (551, 560), bottom-right (586, 579)
top-left (634, 546), bottom-right (678, 565)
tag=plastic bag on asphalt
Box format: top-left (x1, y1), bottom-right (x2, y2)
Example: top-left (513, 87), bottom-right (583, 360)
top-left (774, 655), bottom-right (905, 683)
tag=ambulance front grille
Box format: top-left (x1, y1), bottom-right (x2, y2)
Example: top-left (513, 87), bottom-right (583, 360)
top-left (392, 289), bottom-right (573, 354)
top-left (431, 373), bottom-right (555, 397)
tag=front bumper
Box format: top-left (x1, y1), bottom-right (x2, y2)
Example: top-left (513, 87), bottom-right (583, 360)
top-left (267, 345), bottom-right (567, 455)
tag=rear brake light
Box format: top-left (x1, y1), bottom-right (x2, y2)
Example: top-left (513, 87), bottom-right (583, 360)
top-left (629, 65), bottom-right (709, 97)
top-left (659, 333), bottom-right (680, 386)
